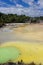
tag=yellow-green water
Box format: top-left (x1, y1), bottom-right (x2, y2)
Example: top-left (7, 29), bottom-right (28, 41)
top-left (0, 46), bottom-right (20, 63)
top-left (1, 42), bottom-right (43, 64)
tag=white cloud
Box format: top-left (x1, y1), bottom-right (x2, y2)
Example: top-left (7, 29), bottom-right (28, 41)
top-left (0, 7), bottom-right (23, 15)
top-left (0, 6), bottom-right (42, 17)
top-left (0, 1), bottom-right (13, 7)
top-left (22, 0), bottom-right (34, 5)
top-left (38, 0), bottom-right (43, 8)
top-left (9, 0), bottom-right (23, 7)
top-left (16, 4), bottom-right (23, 7)
top-left (22, 0), bottom-right (43, 8)
top-left (10, 0), bottom-right (18, 4)
top-left (0, 0), bottom-right (43, 17)
top-left (0, 1), bottom-right (7, 6)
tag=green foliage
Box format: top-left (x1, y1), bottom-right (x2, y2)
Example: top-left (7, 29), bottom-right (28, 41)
top-left (0, 12), bottom-right (43, 27)
top-left (40, 16), bottom-right (43, 20)
top-left (0, 13), bottom-right (30, 24)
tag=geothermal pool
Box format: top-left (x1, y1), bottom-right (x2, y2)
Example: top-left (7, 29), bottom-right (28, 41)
top-left (0, 42), bottom-right (43, 64)
top-left (0, 46), bottom-right (20, 63)
top-left (0, 24), bottom-right (43, 64)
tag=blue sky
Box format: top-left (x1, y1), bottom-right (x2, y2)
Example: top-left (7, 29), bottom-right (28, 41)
top-left (0, 0), bottom-right (43, 17)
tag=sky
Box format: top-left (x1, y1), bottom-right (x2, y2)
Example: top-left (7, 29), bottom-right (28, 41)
top-left (0, 0), bottom-right (43, 17)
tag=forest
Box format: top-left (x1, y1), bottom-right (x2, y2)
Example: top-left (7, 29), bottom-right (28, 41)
top-left (0, 12), bottom-right (43, 27)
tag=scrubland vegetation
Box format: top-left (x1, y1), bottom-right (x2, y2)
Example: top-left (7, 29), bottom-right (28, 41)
top-left (0, 12), bottom-right (43, 27)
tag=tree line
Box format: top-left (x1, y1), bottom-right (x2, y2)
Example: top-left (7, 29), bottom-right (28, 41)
top-left (0, 12), bottom-right (43, 27)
